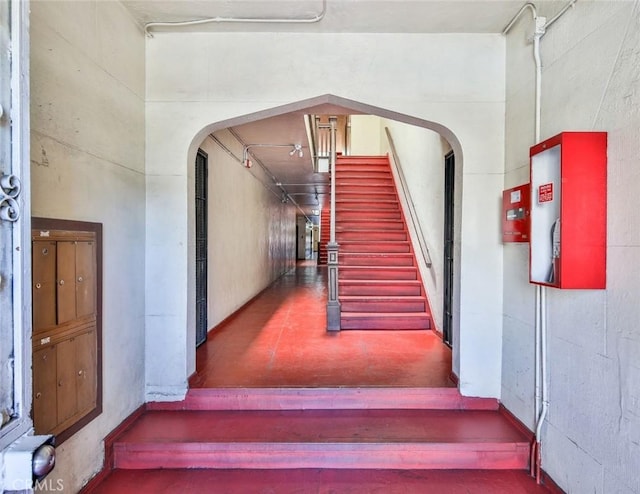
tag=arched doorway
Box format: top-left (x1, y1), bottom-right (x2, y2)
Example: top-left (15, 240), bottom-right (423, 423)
top-left (144, 94), bottom-right (504, 401)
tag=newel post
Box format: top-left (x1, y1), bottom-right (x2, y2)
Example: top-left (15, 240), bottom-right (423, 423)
top-left (326, 116), bottom-right (341, 331)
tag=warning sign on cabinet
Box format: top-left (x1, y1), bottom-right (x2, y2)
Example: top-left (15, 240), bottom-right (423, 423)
top-left (538, 183), bottom-right (554, 203)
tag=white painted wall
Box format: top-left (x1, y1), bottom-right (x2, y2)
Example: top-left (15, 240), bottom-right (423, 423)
top-left (145, 32), bottom-right (505, 399)
top-left (381, 119), bottom-right (452, 333)
top-left (29, 1), bottom-right (146, 491)
top-left (350, 115), bottom-right (384, 155)
top-left (502, 2), bottom-right (640, 492)
top-left (199, 132), bottom-right (296, 329)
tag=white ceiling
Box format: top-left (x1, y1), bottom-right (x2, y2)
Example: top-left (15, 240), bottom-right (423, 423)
top-left (123, 0), bottom-right (539, 219)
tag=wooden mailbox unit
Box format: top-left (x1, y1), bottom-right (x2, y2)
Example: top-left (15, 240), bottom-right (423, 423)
top-left (31, 218), bottom-right (102, 443)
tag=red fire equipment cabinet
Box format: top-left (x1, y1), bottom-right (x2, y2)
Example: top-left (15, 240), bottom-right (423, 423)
top-left (529, 131), bottom-right (607, 289)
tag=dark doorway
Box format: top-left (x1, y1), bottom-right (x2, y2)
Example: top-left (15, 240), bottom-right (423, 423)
top-left (195, 149), bottom-right (208, 347)
top-left (443, 151), bottom-right (455, 347)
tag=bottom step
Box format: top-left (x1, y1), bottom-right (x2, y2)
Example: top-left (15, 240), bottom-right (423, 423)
top-left (113, 409), bottom-right (530, 470)
top-left (341, 312), bottom-right (431, 330)
top-left (90, 468), bottom-right (554, 494)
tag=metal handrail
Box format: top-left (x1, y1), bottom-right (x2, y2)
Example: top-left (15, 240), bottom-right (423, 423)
top-left (385, 127), bottom-right (433, 268)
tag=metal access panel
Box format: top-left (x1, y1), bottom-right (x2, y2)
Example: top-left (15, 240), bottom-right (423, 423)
top-left (502, 184), bottom-right (530, 243)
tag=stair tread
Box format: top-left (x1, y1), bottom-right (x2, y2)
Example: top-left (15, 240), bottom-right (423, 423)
top-left (339, 240), bottom-right (411, 244)
top-left (340, 265), bottom-right (417, 270)
top-left (341, 253), bottom-right (413, 256)
top-left (337, 228), bottom-right (406, 232)
top-left (340, 295), bottom-right (426, 300)
top-left (340, 279), bottom-right (422, 284)
top-left (91, 469), bottom-right (552, 493)
top-left (115, 409), bottom-right (528, 445)
top-left (341, 311), bottom-right (431, 318)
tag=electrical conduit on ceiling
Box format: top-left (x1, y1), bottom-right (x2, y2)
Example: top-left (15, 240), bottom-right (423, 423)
top-left (210, 131), bottom-right (312, 223)
top-left (144, 0), bottom-right (327, 37)
top-left (501, 0), bottom-right (578, 484)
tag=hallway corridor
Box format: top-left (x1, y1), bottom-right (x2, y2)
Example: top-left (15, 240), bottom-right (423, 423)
top-left (190, 262), bottom-right (454, 388)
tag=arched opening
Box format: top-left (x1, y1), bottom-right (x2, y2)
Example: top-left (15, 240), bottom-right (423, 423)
top-left (185, 95), bottom-right (464, 389)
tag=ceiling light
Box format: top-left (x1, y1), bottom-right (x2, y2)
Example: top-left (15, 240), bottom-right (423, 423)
top-left (289, 144), bottom-right (303, 158)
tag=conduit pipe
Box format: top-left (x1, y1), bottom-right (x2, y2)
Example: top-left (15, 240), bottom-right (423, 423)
top-left (502, 0), bottom-right (578, 483)
top-left (145, 0), bottom-right (327, 37)
top-left (210, 133), bottom-right (311, 222)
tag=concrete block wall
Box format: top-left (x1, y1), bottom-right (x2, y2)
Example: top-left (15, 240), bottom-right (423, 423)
top-left (29, 0), bottom-right (146, 491)
top-left (502, 2), bottom-right (640, 492)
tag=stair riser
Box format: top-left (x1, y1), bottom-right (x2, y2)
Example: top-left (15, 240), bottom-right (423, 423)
top-left (338, 231), bottom-right (408, 242)
top-left (339, 269), bottom-right (417, 281)
top-left (338, 157), bottom-right (390, 164)
top-left (337, 165), bottom-right (391, 172)
top-left (335, 177), bottom-right (394, 185)
top-left (147, 388), bottom-right (500, 411)
top-left (340, 243), bottom-right (411, 253)
top-left (340, 316), bottom-right (431, 330)
top-left (337, 221), bottom-right (405, 231)
top-left (337, 185), bottom-right (396, 194)
top-left (341, 301), bottom-right (426, 312)
top-left (338, 193), bottom-right (398, 201)
top-left (340, 284), bottom-right (422, 296)
top-left (340, 255), bottom-right (414, 266)
top-left (113, 443), bottom-right (529, 470)
top-left (336, 201), bottom-right (398, 210)
top-left (337, 211), bottom-right (402, 221)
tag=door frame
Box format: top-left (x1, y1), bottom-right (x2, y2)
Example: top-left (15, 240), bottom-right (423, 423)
top-left (195, 149), bottom-right (208, 347)
top-left (443, 151), bottom-right (455, 347)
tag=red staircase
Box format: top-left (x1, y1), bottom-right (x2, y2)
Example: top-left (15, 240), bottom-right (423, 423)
top-left (318, 207), bottom-right (330, 265)
top-left (86, 387), bottom-right (533, 493)
top-left (336, 156), bottom-right (432, 330)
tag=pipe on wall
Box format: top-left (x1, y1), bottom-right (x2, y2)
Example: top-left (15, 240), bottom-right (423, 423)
top-left (502, 0), bottom-right (578, 483)
top-left (145, 0), bottom-right (327, 37)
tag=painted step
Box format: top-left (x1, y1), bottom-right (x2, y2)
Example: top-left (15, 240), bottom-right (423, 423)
top-left (335, 199), bottom-right (399, 210)
top-left (336, 220), bottom-right (405, 231)
top-left (113, 409), bottom-right (529, 470)
top-left (337, 156), bottom-right (390, 164)
top-left (334, 175), bottom-right (393, 185)
top-left (148, 387), bottom-right (499, 411)
top-left (337, 230), bottom-right (408, 242)
top-left (340, 252), bottom-right (415, 266)
top-left (337, 192), bottom-right (398, 201)
top-left (339, 280), bottom-right (423, 296)
top-left (341, 311), bottom-right (431, 330)
top-left (91, 468), bottom-right (555, 494)
top-left (340, 241), bottom-right (411, 253)
top-left (339, 266), bottom-right (418, 281)
top-left (336, 209), bottom-right (402, 221)
top-left (340, 296), bottom-right (427, 313)
top-left (336, 183), bottom-right (396, 193)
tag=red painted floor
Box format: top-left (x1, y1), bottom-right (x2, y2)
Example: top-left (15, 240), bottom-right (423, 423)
top-left (191, 262), bottom-right (454, 388)
top-left (87, 263), bottom-right (556, 493)
top-left (91, 469), bottom-right (553, 493)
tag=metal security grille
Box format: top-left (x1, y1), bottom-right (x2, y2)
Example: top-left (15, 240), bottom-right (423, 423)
top-left (443, 151), bottom-right (455, 347)
top-left (195, 150), bottom-right (208, 347)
